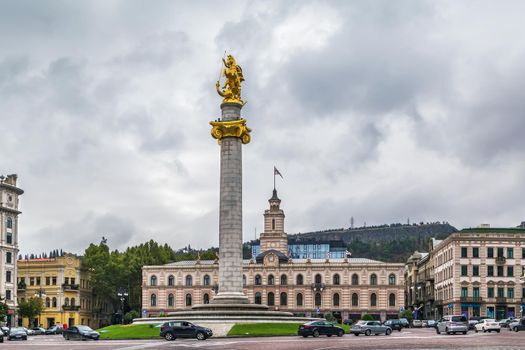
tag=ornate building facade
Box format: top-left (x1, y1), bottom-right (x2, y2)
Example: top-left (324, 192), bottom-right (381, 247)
top-left (142, 190), bottom-right (405, 322)
top-left (0, 174), bottom-right (23, 326)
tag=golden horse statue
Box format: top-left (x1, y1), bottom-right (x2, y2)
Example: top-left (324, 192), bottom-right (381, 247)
top-left (216, 54), bottom-right (245, 105)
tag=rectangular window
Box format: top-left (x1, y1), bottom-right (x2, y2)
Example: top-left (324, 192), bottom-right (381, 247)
top-left (487, 247), bottom-right (494, 258)
top-left (461, 247), bottom-right (468, 258)
top-left (65, 277), bottom-right (69, 285)
top-left (71, 278), bottom-right (75, 285)
top-left (461, 265), bottom-right (468, 276)
top-left (45, 277), bottom-right (50, 285)
top-left (487, 287), bottom-right (494, 298)
top-left (497, 287), bottom-right (505, 298)
top-left (522, 248), bottom-right (525, 259)
top-left (6, 271), bottom-right (11, 283)
top-left (6, 232), bottom-right (12, 244)
top-left (497, 266), bottom-right (504, 277)
top-left (507, 248), bottom-right (514, 259)
top-left (508, 287), bottom-right (514, 298)
top-left (473, 265), bottom-right (479, 276)
top-left (6, 252), bottom-right (12, 264)
top-left (473, 247), bottom-right (479, 258)
top-left (461, 287), bottom-right (468, 297)
top-left (487, 265), bottom-right (494, 276)
top-left (497, 247), bottom-right (504, 257)
top-left (36, 277), bottom-right (41, 285)
top-left (52, 276), bottom-right (57, 285)
top-left (508, 266), bottom-right (514, 277)
top-left (473, 287), bottom-right (480, 297)
top-left (5, 290), bottom-right (11, 300)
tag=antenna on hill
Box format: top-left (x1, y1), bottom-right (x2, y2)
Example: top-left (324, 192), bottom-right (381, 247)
top-left (407, 217), bottom-right (410, 225)
top-left (350, 216), bottom-right (354, 229)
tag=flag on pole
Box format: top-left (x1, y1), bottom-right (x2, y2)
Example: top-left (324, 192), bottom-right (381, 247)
top-left (274, 166), bottom-right (283, 178)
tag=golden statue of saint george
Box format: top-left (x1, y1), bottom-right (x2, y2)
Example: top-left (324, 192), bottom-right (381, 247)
top-left (216, 54), bottom-right (245, 105)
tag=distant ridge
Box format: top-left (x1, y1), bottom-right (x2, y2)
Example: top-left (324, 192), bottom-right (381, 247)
top-left (289, 222), bottom-right (457, 244)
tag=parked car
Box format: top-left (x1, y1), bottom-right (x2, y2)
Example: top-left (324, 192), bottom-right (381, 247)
top-left (0, 330), bottom-right (3, 343)
top-left (298, 321), bottom-right (344, 338)
top-left (426, 320), bottom-right (437, 328)
top-left (499, 318), bottom-right (515, 328)
top-left (436, 315), bottom-right (468, 335)
top-left (383, 319), bottom-right (403, 331)
top-left (412, 320), bottom-right (423, 328)
top-left (22, 327), bottom-right (34, 335)
top-left (160, 321), bottom-right (213, 341)
top-left (399, 318), bottom-right (410, 328)
top-left (63, 325), bottom-right (100, 341)
top-left (32, 327), bottom-right (46, 335)
top-left (509, 319), bottom-right (525, 332)
top-left (474, 319), bottom-right (500, 333)
top-left (468, 319), bottom-right (480, 330)
top-left (45, 325), bottom-right (63, 335)
top-left (1, 326), bottom-right (9, 336)
top-left (342, 319), bottom-right (353, 326)
top-left (7, 327), bottom-right (28, 341)
top-left (350, 320), bottom-right (392, 336)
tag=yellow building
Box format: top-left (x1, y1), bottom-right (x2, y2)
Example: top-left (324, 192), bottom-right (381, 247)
top-left (16, 254), bottom-right (110, 329)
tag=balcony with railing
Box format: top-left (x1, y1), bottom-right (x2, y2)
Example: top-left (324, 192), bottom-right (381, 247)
top-left (460, 296), bottom-right (483, 303)
top-left (495, 256), bottom-right (506, 265)
top-left (62, 305), bottom-right (81, 311)
top-left (496, 297), bottom-right (507, 304)
top-left (62, 283), bottom-right (79, 291)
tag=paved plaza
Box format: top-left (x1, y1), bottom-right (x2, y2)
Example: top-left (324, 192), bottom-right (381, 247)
top-left (3, 329), bottom-right (525, 350)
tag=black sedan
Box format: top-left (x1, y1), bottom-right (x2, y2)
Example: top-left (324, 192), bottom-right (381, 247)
top-left (298, 321), bottom-right (345, 338)
top-left (7, 327), bottom-right (27, 341)
top-left (160, 321), bottom-right (213, 341)
top-left (63, 326), bottom-right (100, 341)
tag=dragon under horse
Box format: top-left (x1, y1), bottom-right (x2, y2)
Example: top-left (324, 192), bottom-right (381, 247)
top-left (216, 54), bottom-right (245, 106)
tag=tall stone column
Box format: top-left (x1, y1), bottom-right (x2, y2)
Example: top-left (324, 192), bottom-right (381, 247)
top-left (210, 103), bottom-right (251, 304)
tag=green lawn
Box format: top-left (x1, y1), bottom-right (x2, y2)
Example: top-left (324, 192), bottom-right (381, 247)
top-left (227, 323), bottom-right (351, 337)
top-left (97, 324), bottom-right (161, 340)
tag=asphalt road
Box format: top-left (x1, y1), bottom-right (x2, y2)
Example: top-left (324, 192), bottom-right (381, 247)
top-left (2, 328), bottom-right (525, 350)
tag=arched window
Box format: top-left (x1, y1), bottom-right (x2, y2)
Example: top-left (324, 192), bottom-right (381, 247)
top-left (280, 292), bottom-right (287, 306)
top-left (315, 274), bottom-right (322, 284)
top-left (333, 274), bottom-right (340, 285)
top-left (388, 274), bottom-right (396, 285)
top-left (168, 293), bottom-right (174, 307)
top-left (71, 298), bottom-right (76, 306)
top-left (45, 297), bottom-right (50, 308)
top-left (296, 274), bottom-right (304, 285)
top-left (333, 293), bottom-right (340, 306)
top-left (168, 275), bottom-right (175, 286)
top-left (185, 293), bottom-right (192, 306)
top-left (370, 274), bottom-right (377, 286)
top-left (280, 274), bottom-right (287, 285)
top-left (389, 293), bottom-right (396, 307)
top-left (296, 293), bottom-right (303, 306)
top-left (203, 293), bottom-right (210, 304)
top-left (243, 275), bottom-right (247, 287)
top-left (315, 292), bottom-right (322, 306)
top-left (352, 274), bottom-right (359, 285)
top-left (150, 275), bottom-right (157, 286)
top-left (150, 294), bottom-right (156, 307)
top-left (203, 275), bottom-right (210, 286)
top-left (268, 274), bottom-right (274, 285)
top-left (64, 297), bottom-right (70, 306)
top-left (52, 297), bottom-right (57, 307)
top-left (370, 293), bottom-right (377, 307)
top-left (352, 293), bottom-right (359, 306)
top-left (255, 292), bottom-right (262, 304)
top-left (268, 292), bottom-right (275, 306)
top-left (255, 274), bottom-right (262, 285)
top-left (6, 217), bottom-right (13, 229)
top-left (185, 275), bottom-right (193, 286)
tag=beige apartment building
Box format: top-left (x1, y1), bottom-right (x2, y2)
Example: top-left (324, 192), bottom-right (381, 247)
top-left (0, 174), bottom-right (23, 326)
top-left (406, 227), bottom-right (525, 320)
top-left (142, 190), bottom-right (405, 322)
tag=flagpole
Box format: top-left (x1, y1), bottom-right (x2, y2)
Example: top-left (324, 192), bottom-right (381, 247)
top-left (273, 169), bottom-right (276, 191)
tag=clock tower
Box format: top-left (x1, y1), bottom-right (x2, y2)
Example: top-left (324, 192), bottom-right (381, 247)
top-left (259, 189), bottom-right (288, 255)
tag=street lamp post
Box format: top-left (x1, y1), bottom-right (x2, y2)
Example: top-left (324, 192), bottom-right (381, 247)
top-left (117, 288), bottom-right (128, 324)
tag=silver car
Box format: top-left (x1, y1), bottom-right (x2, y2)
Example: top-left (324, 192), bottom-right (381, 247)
top-left (436, 315), bottom-right (468, 335)
top-left (350, 320), bottom-right (392, 336)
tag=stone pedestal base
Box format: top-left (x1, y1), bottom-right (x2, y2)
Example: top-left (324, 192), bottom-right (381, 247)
top-left (210, 292), bottom-right (250, 305)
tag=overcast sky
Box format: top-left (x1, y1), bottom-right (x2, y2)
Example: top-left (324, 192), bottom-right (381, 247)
top-left (2, 1), bottom-right (524, 255)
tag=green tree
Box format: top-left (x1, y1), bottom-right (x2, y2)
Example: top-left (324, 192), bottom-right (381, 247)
top-left (323, 311), bottom-right (335, 323)
top-left (18, 298), bottom-right (43, 327)
top-left (400, 309), bottom-right (413, 322)
top-left (0, 297), bottom-right (9, 321)
top-left (362, 314), bottom-right (374, 321)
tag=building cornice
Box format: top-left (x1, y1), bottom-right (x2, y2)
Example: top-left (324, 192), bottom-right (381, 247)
top-left (0, 183), bottom-right (24, 195)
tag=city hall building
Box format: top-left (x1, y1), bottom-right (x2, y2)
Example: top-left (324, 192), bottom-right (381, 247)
top-left (142, 190), bottom-right (405, 321)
